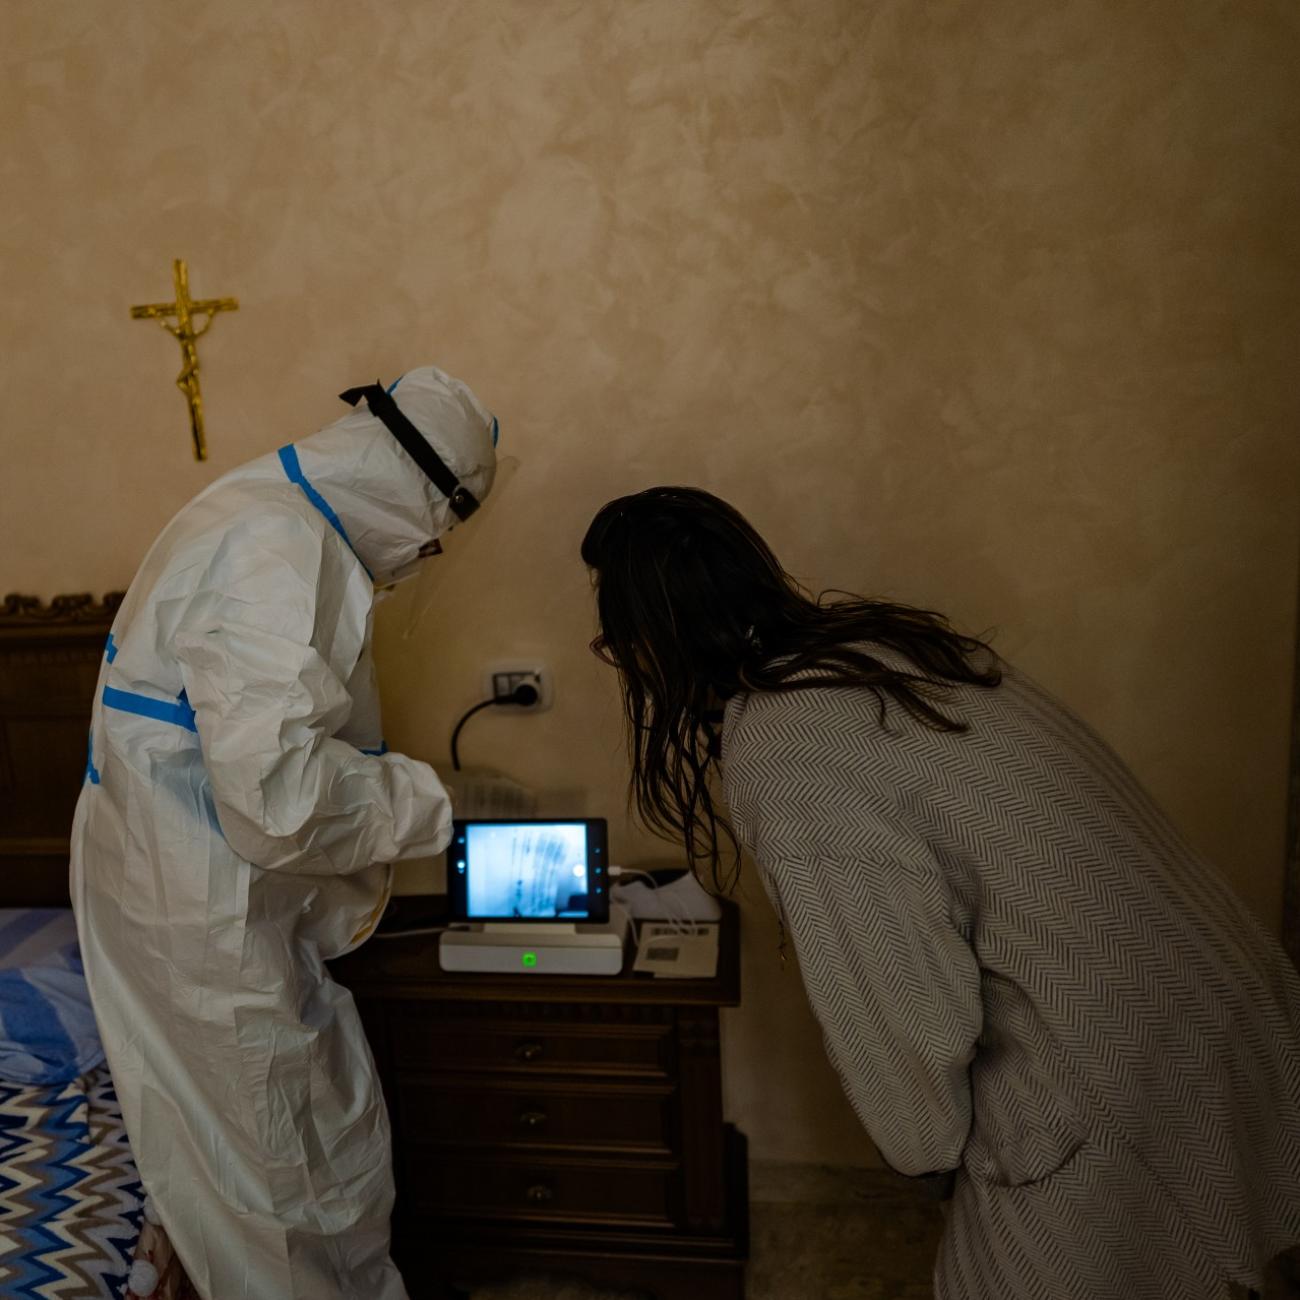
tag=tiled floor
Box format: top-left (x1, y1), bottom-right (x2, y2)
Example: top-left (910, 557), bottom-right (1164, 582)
top-left (462, 1161), bottom-right (1300, 1300)
top-left (746, 1161), bottom-right (945, 1300)
top-left (468, 1161), bottom-right (944, 1300)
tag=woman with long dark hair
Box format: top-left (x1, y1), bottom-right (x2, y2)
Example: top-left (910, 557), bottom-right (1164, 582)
top-left (582, 486), bottom-right (1300, 1300)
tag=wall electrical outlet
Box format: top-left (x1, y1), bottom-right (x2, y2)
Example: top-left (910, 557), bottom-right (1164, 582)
top-left (483, 661), bottom-right (552, 713)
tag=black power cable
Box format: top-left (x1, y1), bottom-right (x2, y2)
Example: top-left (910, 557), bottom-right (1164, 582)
top-left (450, 682), bottom-right (540, 771)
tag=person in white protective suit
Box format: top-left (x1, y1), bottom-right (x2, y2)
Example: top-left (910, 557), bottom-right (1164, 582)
top-left (70, 365), bottom-right (497, 1300)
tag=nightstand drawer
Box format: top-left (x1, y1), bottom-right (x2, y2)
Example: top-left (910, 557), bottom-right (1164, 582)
top-left (332, 902), bottom-right (747, 1297)
top-left (389, 1017), bottom-right (672, 1079)
top-left (399, 1078), bottom-right (675, 1154)
top-left (408, 1149), bottom-right (677, 1227)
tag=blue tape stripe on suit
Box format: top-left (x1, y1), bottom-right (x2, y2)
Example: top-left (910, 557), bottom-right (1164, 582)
top-left (102, 686), bottom-right (197, 732)
top-left (277, 444), bottom-right (373, 579)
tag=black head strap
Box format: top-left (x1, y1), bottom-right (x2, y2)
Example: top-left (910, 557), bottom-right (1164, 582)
top-left (339, 381), bottom-right (481, 521)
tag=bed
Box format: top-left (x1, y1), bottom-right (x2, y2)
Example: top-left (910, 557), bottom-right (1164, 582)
top-left (0, 593), bottom-right (195, 1300)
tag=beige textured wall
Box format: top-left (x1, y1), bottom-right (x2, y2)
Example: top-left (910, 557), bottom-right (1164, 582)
top-left (3, 1), bottom-right (1297, 1167)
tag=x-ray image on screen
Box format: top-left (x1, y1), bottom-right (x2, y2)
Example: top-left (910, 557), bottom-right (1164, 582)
top-left (465, 822), bottom-right (591, 919)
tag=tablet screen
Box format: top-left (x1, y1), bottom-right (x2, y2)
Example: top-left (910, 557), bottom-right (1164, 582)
top-left (448, 819), bottom-right (608, 923)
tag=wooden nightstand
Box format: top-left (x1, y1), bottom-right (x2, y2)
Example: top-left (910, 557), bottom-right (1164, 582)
top-left (330, 898), bottom-right (748, 1300)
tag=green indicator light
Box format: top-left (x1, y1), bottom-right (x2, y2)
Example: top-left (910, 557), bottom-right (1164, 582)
top-left (522, 951), bottom-right (538, 968)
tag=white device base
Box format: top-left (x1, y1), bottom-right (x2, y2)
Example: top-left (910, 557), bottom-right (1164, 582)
top-left (439, 907), bottom-right (629, 975)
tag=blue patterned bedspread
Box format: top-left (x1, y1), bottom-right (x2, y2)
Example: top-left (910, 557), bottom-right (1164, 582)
top-left (0, 1066), bottom-right (144, 1299)
top-left (0, 909), bottom-right (105, 1085)
top-left (0, 905), bottom-right (143, 1298)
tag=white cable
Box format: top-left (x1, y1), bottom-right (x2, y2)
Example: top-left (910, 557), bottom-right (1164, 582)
top-left (609, 866), bottom-right (695, 939)
top-left (612, 868), bottom-right (695, 933)
top-left (607, 864), bottom-right (641, 948)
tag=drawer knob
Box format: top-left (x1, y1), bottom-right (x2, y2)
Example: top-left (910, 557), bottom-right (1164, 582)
top-left (525, 1182), bottom-right (555, 1204)
top-left (518, 1108), bottom-right (549, 1130)
top-left (514, 1040), bottom-right (545, 1063)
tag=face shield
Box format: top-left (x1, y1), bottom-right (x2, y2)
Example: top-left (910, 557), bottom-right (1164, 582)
top-left (373, 539), bottom-right (443, 600)
top-left (396, 453), bottom-right (521, 637)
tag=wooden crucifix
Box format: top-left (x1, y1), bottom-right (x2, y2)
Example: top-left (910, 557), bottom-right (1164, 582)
top-left (131, 259), bottom-right (238, 461)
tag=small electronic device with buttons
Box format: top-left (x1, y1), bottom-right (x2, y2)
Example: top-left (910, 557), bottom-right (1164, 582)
top-left (632, 922), bottom-right (721, 979)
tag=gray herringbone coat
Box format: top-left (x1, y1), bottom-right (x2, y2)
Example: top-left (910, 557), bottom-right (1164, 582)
top-left (722, 646), bottom-right (1300, 1300)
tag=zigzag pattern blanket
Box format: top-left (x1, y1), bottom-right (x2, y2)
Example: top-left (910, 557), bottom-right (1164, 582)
top-left (0, 1065), bottom-right (143, 1298)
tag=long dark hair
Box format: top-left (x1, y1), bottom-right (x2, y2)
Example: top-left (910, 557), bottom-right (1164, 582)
top-left (581, 486), bottom-right (1002, 890)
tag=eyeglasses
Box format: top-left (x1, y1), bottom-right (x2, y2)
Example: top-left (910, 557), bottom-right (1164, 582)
top-left (589, 634), bottom-right (618, 667)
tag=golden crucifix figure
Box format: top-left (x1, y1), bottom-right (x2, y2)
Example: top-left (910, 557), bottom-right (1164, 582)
top-left (130, 259), bottom-right (238, 461)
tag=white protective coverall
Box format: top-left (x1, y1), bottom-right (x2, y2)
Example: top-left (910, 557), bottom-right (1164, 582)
top-left (70, 366), bottom-right (497, 1300)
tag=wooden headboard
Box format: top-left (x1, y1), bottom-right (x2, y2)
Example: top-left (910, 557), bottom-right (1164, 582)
top-left (0, 592), bottom-right (124, 907)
